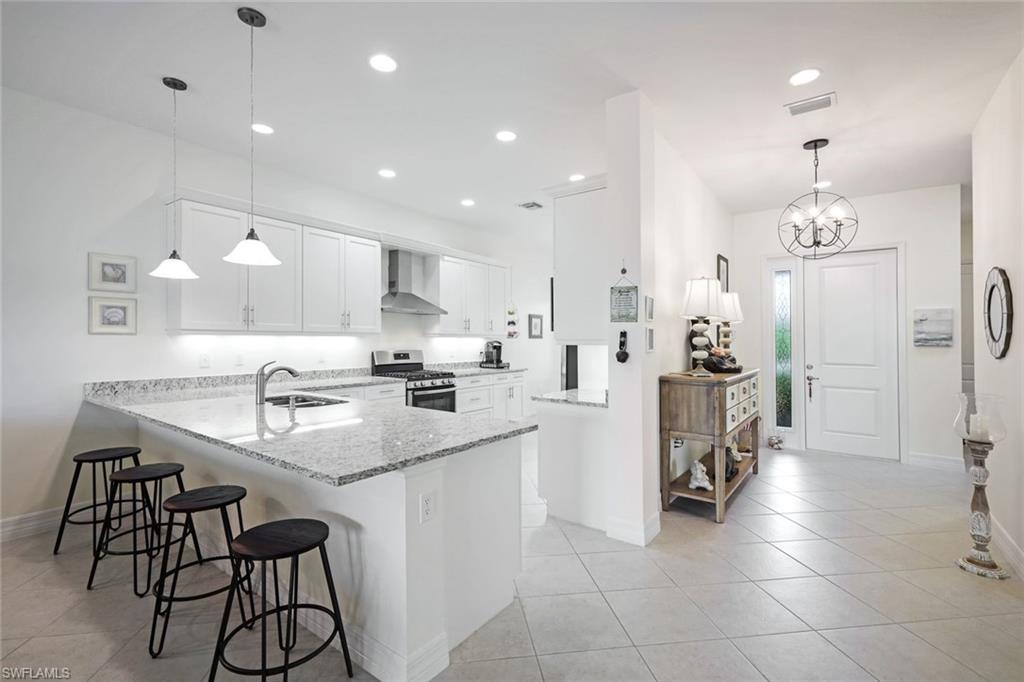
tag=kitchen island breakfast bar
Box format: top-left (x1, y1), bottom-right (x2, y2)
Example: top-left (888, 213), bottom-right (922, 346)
top-left (84, 375), bottom-right (536, 682)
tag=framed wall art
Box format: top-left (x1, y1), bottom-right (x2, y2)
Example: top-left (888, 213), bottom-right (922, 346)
top-left (528, 314), bottom-right (544, 339)
top-left (913, 307), bottom-right (954, 347)
top-left (89, 253), bottom-right (137, 293)
top-left (89, 296), bottom-right (137, 335)
top-left (716, 254), bottom-right (729, 292)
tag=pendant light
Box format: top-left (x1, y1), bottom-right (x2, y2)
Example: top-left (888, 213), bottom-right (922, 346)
top-left (776, 139), bottom-right (858, 260)
top-left (149, 77), bottom-right (199, 279)
top-left (223, 7), bottom-right (281, 267)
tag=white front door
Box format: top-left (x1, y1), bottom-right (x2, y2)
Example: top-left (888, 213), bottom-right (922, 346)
top-left (804, 249), bottom-right (899, 459)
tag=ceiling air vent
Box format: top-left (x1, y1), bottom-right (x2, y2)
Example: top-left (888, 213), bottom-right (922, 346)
top-left (784, 91), bottom-right (837, 116)
top-left (518, 201), bottom-right (544, 210)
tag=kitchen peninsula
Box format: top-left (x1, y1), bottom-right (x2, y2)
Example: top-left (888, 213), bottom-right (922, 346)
top-left (84, 371), bottom-right (536, 682)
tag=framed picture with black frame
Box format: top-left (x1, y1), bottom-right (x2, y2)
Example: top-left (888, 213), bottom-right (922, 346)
top-left (716, 254), bottom-right (729, 292)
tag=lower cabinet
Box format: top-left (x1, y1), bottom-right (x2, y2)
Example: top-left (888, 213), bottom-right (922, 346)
top-left (457, 373), bottom-right (525, 421)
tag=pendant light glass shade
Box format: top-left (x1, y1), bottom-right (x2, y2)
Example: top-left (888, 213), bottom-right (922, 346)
top-left (150, 250), bottom-right (199, 278)
top-left (224, 7), bottom-right (280, 267)
top-left (150, 77), bottom-right (199, 279)
top-left (223, 226), bottom-right (281, 266)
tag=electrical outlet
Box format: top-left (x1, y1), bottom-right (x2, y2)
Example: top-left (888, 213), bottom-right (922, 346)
top-left (419, 491), bottom-right (436, 524)
top-left (198, 354), bottom-right (211, 369)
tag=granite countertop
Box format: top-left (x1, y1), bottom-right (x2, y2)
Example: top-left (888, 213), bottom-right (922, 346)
top-left (531, 389), bottom-right (609, 409)
top-left (85, 387), bottom-right (537, 487)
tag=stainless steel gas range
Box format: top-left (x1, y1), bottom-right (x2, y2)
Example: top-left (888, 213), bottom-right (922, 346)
top-left (371, 350), bottom-right (456, 412)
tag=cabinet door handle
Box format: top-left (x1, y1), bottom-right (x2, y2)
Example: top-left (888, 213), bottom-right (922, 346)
top-left (250, 306), bottom-right (255, 326)
top-left (243, 305), bottom-right (249, 328)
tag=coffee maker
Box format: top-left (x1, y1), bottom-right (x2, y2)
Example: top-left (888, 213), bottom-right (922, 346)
top-left (480, 340), bottom-right (508, 369)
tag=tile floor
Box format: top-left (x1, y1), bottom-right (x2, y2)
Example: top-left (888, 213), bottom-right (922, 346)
top-left (2, 445), bottom-right (1022, 681)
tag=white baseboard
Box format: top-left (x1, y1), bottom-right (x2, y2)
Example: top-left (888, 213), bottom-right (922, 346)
top-left (0, 503), bottom-right (87, 543)
top-left (991, 514), bottom-right (1024, 579)
top-left (908, 451), bottom-right (965, 473)
top-left (605, 510), bottom-right (661, 547)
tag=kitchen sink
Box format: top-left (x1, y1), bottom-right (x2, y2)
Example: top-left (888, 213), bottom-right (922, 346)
top-left (265, 394), bottom-right (347, 409)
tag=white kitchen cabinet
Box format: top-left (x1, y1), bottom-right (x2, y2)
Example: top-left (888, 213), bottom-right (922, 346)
top-left (343, 236), bottom-right (382, 333)
top-left (302, 229), bottom-right (382, 334)
top-left (553, 187), bottom-right (607, 344)
top-left (491, 373), bottom-right (525, 421)
top-left (302, 227), bottom-right (346, 333)
top-left (438, 257), bottom-right (467, 334)
top-left (248, 216), bottom-right (303, 333)
top-left (487, 265), bottom-right (507, 335)
top-left (464, 261), bottom-right (489, 334)
top-left (318, 387), bottom-right (365, 400)
top-left (173, 201), bottom-right (249, 331)
top-left (363, 383), bottom-right (404, 401)
top-left (436, 257), bottom-right (507, 336)
top-left (457, 386), bottom-right (492, 413)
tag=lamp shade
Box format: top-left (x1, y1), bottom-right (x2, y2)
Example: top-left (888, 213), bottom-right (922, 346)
top-left (223, 228), bottom-right (281, 266)
top-left (680, 277), bottom-right (724, 320)
top-left (720, 292), bottom-right (744, 324)
top-left (149, 250), bottom-right (199, 279)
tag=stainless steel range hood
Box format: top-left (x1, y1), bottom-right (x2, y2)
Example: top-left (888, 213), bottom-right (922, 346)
top-left (380, 250), bottom-right (448, 315)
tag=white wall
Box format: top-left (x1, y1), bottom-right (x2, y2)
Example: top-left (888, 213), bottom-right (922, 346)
top-left (972, 48), bottom-right (1023, 566)
top-left (732, 185), bottom-right (964, 465)
top-left (1, 88), bottom-right (554, 519)
top-left (604, 91), bottom-right (732, 545)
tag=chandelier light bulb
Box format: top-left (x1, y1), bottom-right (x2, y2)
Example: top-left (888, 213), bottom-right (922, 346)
top-left (829, 205), bottom-right (845, 219)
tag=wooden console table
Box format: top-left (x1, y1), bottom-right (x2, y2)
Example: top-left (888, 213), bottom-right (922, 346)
top-left (659, 369), bottom-right (760, 522)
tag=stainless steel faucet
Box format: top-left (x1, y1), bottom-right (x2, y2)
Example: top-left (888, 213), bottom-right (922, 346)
top-left (255, 361), bottom-right (300, 405)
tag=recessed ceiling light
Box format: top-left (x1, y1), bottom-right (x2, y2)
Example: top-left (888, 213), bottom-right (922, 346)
top-left (813, 179), bottom-right (832, 189)
top-left (378, 168), bottom-right (396, 179)
top-left (568, 174), bottom-right (585, 182)
top-left (251, 123), bottom-right (274, 135)
top-left (789, 68), bottom-right (821, 86)
top-left (369, 54), bottom-right (398, 73)
top-left (460, 198), bottom-right (476, 207)
top-left (495, 130), bottom-right (517, 142)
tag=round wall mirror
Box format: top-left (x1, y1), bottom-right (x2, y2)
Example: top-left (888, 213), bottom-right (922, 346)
top-left (983, 267), bottom-right (1013, 359)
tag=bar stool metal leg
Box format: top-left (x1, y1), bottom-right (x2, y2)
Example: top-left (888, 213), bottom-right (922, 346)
top-left (52, 462), bottom-right (82, 555)
top-left (320, 545), bottom-right (354, 677)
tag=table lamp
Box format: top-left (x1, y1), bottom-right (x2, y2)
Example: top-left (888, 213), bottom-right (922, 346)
top-left (718, 292), bottom-right (744, 357)
top-left (953, 392), bottom-right (1009, 579)
top-left (680, 277), bottom-right (724, 377)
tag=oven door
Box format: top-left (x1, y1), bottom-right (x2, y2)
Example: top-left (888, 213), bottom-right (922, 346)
top-left (407, 386), bottom-right (456, 412)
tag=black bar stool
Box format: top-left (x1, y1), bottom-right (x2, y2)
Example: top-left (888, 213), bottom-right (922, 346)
top-left (87, 462), bottom-right (201, 597)
top-left (53, 446), bottom-right (142, 555)
top-left (209, 518), bottom-right (353, 681)
top-left (150, 485), bottom-right (257, 657)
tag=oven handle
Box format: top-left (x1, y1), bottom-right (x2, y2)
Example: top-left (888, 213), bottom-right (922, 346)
top-left (409, 387), bottom-right (456, 396)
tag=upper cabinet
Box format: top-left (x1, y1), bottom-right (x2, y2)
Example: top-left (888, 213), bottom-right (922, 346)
top-left (342, 235), bottom-right (382, 333)
top-left (434, 256), bottom-right (507, 336)
top-left (249, 216), bottom-right (303, 333)
top-left (301, 228), bottom-right (381, 334)
top-left (169, 201), bottom-right (380, 334)
top-left (172, 201), bottom-right (249, 331)
top-left (553, 188), bottom-right (607, 344)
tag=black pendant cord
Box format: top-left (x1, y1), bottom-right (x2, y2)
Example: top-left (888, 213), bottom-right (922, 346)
top-left (249, 22), bottom-right (255, 223)
top-left (812, 148), bottom-right (820, 208)
top-left (172, 86), bottom-right (179, 252)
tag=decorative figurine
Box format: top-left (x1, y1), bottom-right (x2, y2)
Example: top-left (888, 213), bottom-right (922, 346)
top-left (767, 435), bottom-right (784, 450)
top-left (688, 460), bottom-right (714, 492)
top-left (702, 346), bottom-right (743, 374)
top-left (729, 441), bottom-right (743, 463)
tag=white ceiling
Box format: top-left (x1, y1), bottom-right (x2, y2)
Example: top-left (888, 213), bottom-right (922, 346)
top-left (3, 2), bottom-right (1022, 231)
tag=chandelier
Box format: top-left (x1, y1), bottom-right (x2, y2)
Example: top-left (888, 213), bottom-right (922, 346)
top-left (777, 139), bottom-right (858, 260)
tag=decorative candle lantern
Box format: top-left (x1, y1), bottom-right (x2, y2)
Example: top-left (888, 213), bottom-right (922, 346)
top-left (953, 393), bottom-right (1009, 579)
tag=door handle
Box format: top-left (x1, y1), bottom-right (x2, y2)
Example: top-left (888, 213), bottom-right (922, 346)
top-left (807, 374), bottom-right (819, 401)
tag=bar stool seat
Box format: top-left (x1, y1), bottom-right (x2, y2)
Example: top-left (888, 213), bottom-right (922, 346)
top-left (163, 485), bottom-right (246, 514)
top-left (209, 518), bottom-right (352, 680)
top-left (73, 446), bottom-right (141, 464)
top-left (54, 446), bottom-right (142, 555)
top-left (110, 462), bottom-right (184, 484)
top-left (231, 519), bottom-right (328, 562)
